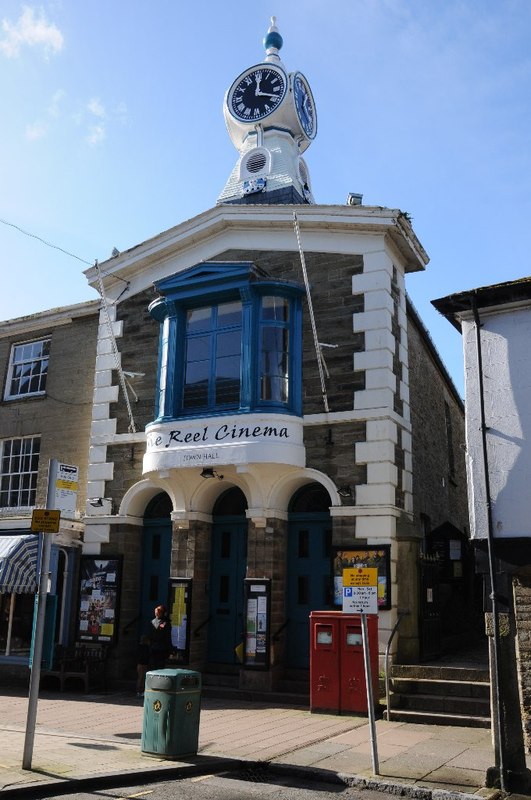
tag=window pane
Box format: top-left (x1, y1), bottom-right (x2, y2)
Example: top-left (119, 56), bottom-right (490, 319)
top-left (186, 307), bottom-right (212, 333)
top-left (261, 296), bottom-right (289, 322)
top-left (217, 301), bottom-right (242, 327)
top-left (0, 436), bottom-right (40, 507)
top-left (182, 301), bottom-right (242, 413)
top-left (7, 339), bottom-right (50, 399)
top-left (186, 335), bottom-right (211, 361)
top-left (183, 360), bottom-right (209, 408)
top-left (261, 325), bottom-right (289, 403)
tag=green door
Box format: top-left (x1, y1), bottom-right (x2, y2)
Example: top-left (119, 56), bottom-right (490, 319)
top-left (140, 494), bottom-right (172, 636)
top-left (286, 485), bottom-right (333, 669)
top-left (207, 518), bottom-right (247, 663)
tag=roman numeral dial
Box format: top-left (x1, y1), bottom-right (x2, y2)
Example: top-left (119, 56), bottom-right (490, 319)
top-left (228, 65), bottom-right (287, 123)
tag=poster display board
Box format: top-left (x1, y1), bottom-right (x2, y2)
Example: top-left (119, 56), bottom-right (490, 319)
top-left (333, 546), bottom-right (391, 610)
top-left (243, 579), bottom-right (270, 668)
top-left (76, 556), bottom-right (122, 643)
top-left (168, 577), bottom-right (192, 664)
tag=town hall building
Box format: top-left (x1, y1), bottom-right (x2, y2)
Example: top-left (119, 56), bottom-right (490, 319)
top-left (1, 20), bottom-right (472, 697)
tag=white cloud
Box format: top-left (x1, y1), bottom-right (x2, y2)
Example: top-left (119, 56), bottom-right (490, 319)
top-left (0, 6), bottom-right (63, 59)
top-left (87, 97), bottom-right (106, 118)
top-left (48, 89), bottom-right (66, 118)
top-left (25, 120), bottom-right (48, 140)
top-left (86, 123), bottom-right (106, 147)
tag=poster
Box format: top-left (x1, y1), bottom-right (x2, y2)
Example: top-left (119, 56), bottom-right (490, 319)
top-left (76, 556), bottom-right (122, 643)
top-left (168, 578), bottom-right (192, 664)
top-left (332, 546), bottom-right (391, 609)
top-left (244, 579), bottom-right (270, 668)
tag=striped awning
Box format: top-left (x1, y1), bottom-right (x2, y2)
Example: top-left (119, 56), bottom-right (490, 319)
top-left (0, 535), bottom-right (39, 593)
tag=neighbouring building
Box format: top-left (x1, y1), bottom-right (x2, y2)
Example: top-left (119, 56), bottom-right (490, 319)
top-left (0, 301), bottom-right (99, 678)
top-left (433, 278), bottom-right (531, 786)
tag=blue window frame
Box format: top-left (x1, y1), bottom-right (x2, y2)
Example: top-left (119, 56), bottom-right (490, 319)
top-left (183, 301), bottom-right (243, 411)
top-left (149, 262), bottom-right (304, 420)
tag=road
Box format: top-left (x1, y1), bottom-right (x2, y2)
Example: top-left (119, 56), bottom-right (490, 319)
top-left (38, 766), bottom-right (395, 800)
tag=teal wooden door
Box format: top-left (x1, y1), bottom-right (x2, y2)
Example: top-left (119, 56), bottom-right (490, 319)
top-left (286, 513), bottom-right (333, 669)
top-left (207, 518), bottom-right (247, 663)
top-left (140, 520), bottom-right (172, 636)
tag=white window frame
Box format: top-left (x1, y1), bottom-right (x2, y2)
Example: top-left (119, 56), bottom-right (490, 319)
top-left (4, 338), bottom-right (51, 400)
top-left (0, 436), bottom-right (41, 509)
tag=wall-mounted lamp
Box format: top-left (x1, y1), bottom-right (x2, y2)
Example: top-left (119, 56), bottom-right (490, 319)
top-left (337, 485), bottom-right (352, 499)
top-left (200, 468), bottom-right (224, 480)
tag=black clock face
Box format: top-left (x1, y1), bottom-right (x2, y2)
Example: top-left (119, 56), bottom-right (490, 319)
top-left (293, 74), bottom-right (316, 138)
top-left (229, 66), bottom-right (287, 122)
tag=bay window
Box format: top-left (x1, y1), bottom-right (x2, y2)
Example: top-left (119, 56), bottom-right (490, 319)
top-left (149, 261), bottom-right (304, 421)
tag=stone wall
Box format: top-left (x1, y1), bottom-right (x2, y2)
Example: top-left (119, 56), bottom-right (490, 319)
top-left (407, 307), bottom-right (469, 535)
top-left (0, 312), bottom-right (99, 512)
top-left (514, 574), bottom-right (531, 751)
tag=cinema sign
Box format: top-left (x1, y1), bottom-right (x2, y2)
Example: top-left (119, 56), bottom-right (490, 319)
top-left (143, 413), bottom-right (305, 472)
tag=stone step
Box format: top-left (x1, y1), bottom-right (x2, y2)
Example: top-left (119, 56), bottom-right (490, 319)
top-left (391, 664), bottom-right (490, 683)
top-left (391, 691), bottom-right (490, 716)
top-left (391, 676), bottom-right (490, 699)
top-left (387, 708), bottom-right (491, 728)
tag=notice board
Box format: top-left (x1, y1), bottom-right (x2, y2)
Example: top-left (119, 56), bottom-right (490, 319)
top-left (168, 577), bottom-right (192, 664)
top-left (333, 546), bottom-right (391, 610)
top-left (76, 556), bottom-right (122, 643)
top-left (243, 579), bottom-right (270, 668)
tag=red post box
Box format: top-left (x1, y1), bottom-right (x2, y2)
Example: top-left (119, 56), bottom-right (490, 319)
top-left (309, 611), bottom-right (340, 712)
top-left (309, 611), bottom-right (379, 715)
top-left (340, 614), bottom-right (379, 713)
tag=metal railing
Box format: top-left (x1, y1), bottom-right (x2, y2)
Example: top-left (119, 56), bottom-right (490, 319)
top-left (384, 609), bottom-right (410, 721)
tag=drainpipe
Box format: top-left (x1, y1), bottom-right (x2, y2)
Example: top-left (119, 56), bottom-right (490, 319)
top-left (470, 292), bottom-right (507, 793)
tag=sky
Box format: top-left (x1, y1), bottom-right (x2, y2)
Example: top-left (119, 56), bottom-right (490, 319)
top-left (1, 1), bottom-right (530, 397)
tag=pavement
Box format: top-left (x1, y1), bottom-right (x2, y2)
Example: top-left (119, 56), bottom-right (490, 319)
top-left (0, 687), bottom-right (528, 799)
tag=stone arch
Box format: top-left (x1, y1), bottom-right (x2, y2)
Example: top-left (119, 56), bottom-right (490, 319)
top-left (268, 467), bottom-right (341, 512)
top-left (119, 478), bottom-right (183, 519)
top-left (189, 475), bottom-right (253, 516)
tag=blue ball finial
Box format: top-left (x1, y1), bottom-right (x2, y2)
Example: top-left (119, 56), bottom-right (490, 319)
top-left (264, 15), bottom-right (283, 54)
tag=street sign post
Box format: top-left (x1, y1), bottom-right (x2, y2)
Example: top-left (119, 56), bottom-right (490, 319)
top-left (23, 460), bottom-right (78, 771)
top-left (31, 509), bottom-right (60, 534)
top-left (342, 566), bottom-right (379, 775)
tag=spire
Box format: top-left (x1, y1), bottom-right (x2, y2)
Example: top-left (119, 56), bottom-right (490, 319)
top-left (263, 16), bottom-right (283, 63)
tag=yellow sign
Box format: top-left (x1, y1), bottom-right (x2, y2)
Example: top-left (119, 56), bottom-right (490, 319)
top-left (343, 567), bottom-right (378, 587)
top-left (31, 509), bottom-right (61, 533)
top-left (56, 479), bottom-right (78, 491)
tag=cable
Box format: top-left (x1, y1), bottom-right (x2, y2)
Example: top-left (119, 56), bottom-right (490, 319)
top-left (0, 218), bottom-right (92, 266)
top-left (94, 260), bottom-right (137, 434)
top-left (293, 212), bottom-right (330, 414)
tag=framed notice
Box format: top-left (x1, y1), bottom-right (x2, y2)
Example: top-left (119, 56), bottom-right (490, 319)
top-left (76, 556), bottom-right (122, 643)
top-left (243, 579), bottom-right (270, 669)
top-left (332, 546), bottom-right (391, 610)
top-left (167, 577), bottom-right (192, 665)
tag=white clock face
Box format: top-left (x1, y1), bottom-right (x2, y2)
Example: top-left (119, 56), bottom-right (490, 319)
top-left (228, 65), bottom-right (287, 123)
top-left (293, 73), bottom-right (316, 139)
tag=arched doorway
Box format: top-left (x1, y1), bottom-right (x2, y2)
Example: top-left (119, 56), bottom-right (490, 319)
top-left (286, 483), bottom-right (333, 669)
top-left (208, 487), bottom-right (248, 664)
top-left (140, 493), bottom-right (172, 636)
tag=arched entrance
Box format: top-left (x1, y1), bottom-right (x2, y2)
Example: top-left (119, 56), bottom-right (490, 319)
top-left (286, 483), bottom-right (333, 669)
top-left (140, 493), bottom-right (172, 636)
top-left (207, 487), bottom-right (248, 664)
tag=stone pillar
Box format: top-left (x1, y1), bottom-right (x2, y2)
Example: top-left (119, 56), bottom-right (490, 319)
top-left (240, 515), bottom-right (287, 692)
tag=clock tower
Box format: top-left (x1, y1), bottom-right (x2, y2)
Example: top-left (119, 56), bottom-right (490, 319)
top-left (218, 17), bottom-right (317, 205)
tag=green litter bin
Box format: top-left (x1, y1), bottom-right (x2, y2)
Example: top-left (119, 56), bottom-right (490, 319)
top-left (141, 668), bottom-right (201, 758)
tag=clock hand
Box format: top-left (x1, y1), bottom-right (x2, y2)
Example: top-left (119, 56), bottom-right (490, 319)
top-left (256, 92), bottom-right (280, 100)
top-left (255, 74), bottom-right (262, 96)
